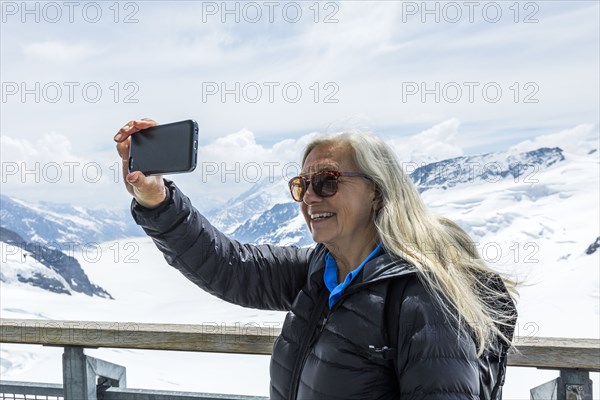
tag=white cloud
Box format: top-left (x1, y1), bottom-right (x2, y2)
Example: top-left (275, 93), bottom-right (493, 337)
top-left (22, 41), bottom-right (103, 63)
top-left (1, 132), bottom-right (82, 164)
top-left (178, 129), bottom-right (308, 208)
top-left (508, 124), bottom-right (600, 156)
top-left (4, 2), bottom-right (598, 146)
top-left (0, 133), bottom-right (127, 208)
top-left (387, 118), bottom-right (464, 164)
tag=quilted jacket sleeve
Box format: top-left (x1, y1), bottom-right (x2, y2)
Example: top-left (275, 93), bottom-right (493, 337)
top-left (130, 180), bottom-right (313, 311)
top-left (394, 277), bottom-right (480, 400)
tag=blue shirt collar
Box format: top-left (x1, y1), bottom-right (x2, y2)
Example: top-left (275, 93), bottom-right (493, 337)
top-left (323, 243), bottom-right (383, 308)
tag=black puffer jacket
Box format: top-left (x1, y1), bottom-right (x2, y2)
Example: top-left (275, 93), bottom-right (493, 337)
top-left (131, 181), bottom-right (516, 400)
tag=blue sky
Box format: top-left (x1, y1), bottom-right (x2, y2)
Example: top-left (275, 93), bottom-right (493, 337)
top-left (1, 1), bottom-right (599, 209)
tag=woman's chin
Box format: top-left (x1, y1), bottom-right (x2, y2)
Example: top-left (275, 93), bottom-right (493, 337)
top-left (310, 233), bottom-right (328, 244)
top-left (310, 232), bottom-right (335, 247)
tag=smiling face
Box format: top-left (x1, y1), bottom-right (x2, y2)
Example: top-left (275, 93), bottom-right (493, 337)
top-left (301, 142), bottom-right (379, 253)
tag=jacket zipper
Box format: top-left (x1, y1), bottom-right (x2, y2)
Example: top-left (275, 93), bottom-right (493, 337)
top-left (287, 289), bottom-right (329, 400)
top-left (288, 284), bottom-right (374, 399)
top-left (316, 285), bottom-right (365, 336)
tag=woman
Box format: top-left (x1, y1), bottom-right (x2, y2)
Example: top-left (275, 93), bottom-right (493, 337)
top-left (115, 119), bottom-right (518, 400)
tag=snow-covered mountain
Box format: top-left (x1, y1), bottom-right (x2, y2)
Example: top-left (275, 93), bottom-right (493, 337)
top-left (0, 226), bottom-right (111, 298)
top-left (412, 147), bottom-right (565, 192)
top-left (231, 202), bottom-right (313, 247)
top-left (0, 195), bottom-right (143, 245)
top-left (0, 196), bottom-right (142, 295)
top-left (204, 177), bottom-right (292, 235)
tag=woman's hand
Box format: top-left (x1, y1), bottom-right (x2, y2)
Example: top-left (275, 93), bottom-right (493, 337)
top-left (114, 118), bottom-right (167, 209)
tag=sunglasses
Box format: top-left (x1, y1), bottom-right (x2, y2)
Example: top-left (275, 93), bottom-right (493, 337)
top-left (288, 170), bottom-right (372, 202)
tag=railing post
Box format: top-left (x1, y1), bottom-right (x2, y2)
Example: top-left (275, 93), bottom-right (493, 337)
top-left (62, 346), bottom-right (127, 400)
top-left (530, 369), bottom-right (593, 400)
top-left (63, 346), bottom-right (97, 400)
top-left (560, 370), bottom-right (593, 400)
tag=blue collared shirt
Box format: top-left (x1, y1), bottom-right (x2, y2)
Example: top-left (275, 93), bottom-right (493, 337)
top-left (323, 243), bottom-right (383, 308)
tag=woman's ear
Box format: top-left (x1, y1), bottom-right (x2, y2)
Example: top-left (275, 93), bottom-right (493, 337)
top-left (372, 186), bottom-right (383, 212)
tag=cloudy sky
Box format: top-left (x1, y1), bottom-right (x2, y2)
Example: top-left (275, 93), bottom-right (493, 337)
top-left (1, 1), bottom-right (599, 210)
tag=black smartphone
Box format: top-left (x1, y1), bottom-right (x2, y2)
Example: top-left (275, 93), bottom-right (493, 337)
top-left (128, 119), bottom-right (199, 176)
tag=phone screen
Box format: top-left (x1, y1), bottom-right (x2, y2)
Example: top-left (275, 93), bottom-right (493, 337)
top-left (129, 119), bottom-right (198, 176)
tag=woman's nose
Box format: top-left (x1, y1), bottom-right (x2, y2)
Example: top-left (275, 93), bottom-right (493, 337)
top-left (302, 182), bottom-right (321, 205)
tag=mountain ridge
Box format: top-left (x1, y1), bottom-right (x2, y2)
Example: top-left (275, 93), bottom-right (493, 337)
top-left (211, 145), bottom-right (579, 247)
top-left (0, 226), bottom-right (112, 298)
top-left (0, 195), bottom-right (143, 245)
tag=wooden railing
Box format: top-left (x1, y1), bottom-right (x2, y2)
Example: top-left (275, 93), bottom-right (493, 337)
top-left (0, 319), bottom-right (278, 355)
top-left (1, 318), bottom-right (598, 369)
top-left (1, 318), bottom-right (599, 399)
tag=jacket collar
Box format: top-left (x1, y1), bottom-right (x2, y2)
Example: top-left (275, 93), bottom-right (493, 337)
top-left (358, 252), bottom-right (416, 284)
top-left (307, 244), bottom-right (416, 291)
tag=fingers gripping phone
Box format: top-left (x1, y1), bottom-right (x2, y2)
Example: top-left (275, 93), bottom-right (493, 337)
top-left (128, 119), bottom-right (199, 176)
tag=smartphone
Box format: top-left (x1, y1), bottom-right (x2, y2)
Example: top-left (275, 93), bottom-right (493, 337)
top-left (128, 119), bottom-right (199, 176)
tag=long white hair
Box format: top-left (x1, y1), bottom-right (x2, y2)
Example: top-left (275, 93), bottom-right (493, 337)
top-left (302, 131), bottom-right (518, 354)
